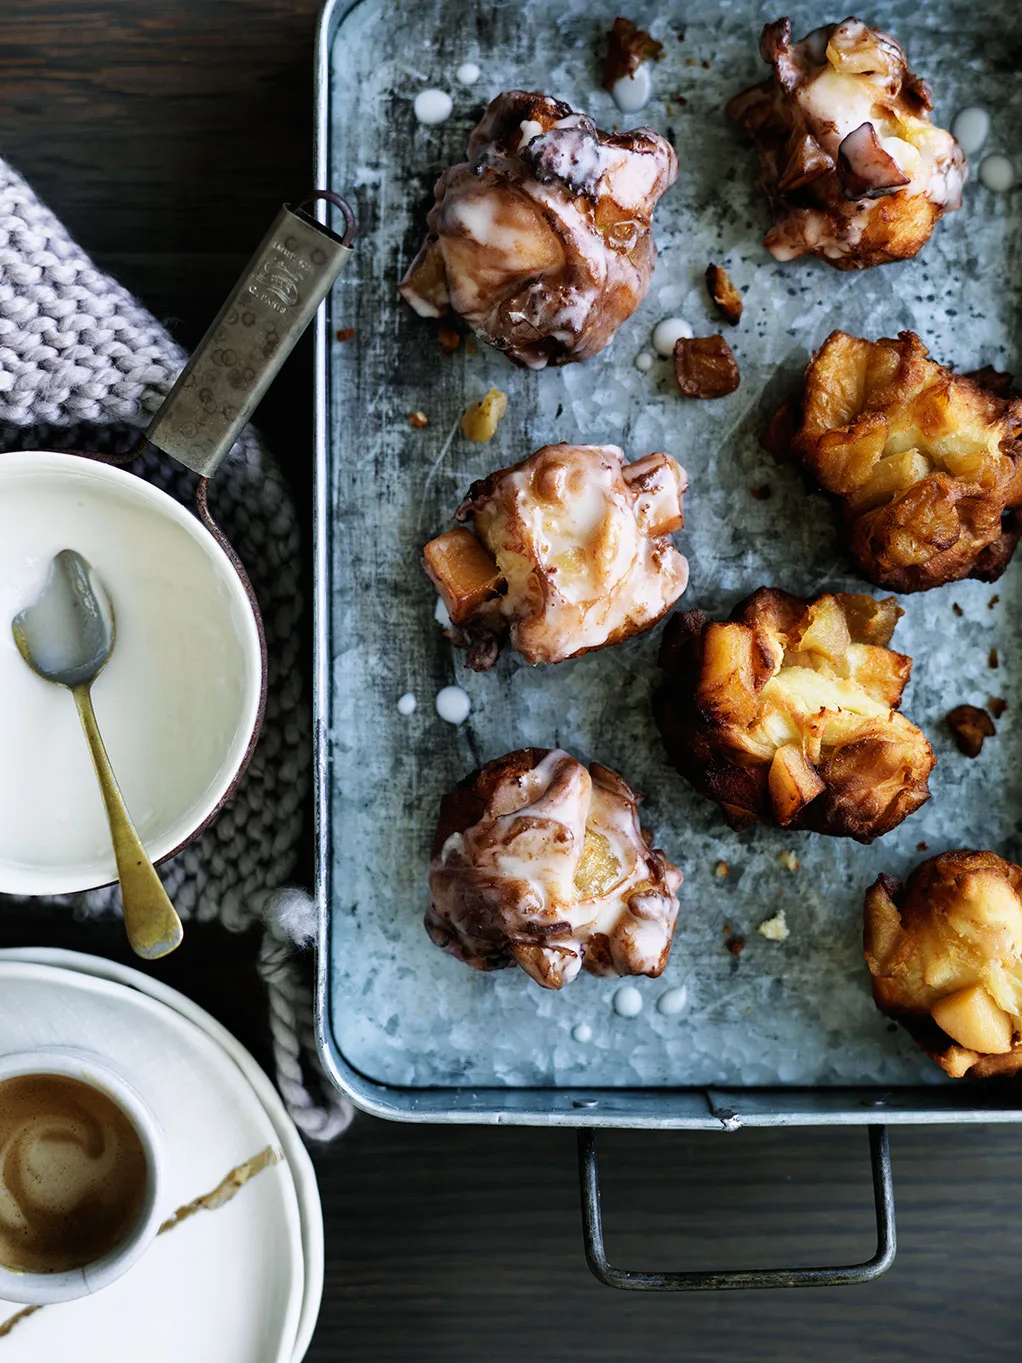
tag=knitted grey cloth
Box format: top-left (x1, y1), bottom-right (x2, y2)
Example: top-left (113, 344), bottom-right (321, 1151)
top-left (0, 157), bottom-right (352, 1140)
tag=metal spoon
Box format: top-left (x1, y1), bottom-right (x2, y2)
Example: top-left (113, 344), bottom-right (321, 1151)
top-left (11, 549), bottom-right (184, 959)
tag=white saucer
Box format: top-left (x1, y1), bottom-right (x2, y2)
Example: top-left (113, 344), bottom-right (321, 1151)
top-left (0, 959), bottom-right (307, 1363)
top-left (0, 948), bottom-right (324, 1363)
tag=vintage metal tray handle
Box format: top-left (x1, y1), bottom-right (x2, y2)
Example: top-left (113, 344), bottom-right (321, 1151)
top-left (145, 191), bottom-right (355, 479)
top-left (577, 1126), bottom-right (896, 1290)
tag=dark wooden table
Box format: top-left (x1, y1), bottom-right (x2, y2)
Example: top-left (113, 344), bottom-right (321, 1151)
top-left (1, 4), bottom-right (1019, 1359)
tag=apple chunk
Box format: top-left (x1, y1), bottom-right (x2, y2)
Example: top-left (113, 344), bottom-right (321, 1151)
top-left (768, 743), bottom-right (825, 825)
top-left (697, 622), bottom-right (760, 726)
top-left (423, 527), bottom-right (504, 625)
top-left (931, 984), bottom-right (1014, 1055)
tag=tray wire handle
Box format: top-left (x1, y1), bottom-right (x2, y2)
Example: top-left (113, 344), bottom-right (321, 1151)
top-left (577, 1125), bottom-right (896, 1291)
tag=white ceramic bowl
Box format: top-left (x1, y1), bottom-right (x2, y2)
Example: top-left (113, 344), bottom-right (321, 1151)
top-left (0, 451), bottom-right (263, 895)
top-left (0, 1046), bottom-right (166, 1305)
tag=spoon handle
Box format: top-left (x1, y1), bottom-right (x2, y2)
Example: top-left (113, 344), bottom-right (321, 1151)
top-left (72, 685), bottom-right (184, 960)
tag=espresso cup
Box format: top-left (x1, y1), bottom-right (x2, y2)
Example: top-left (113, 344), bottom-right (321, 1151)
top-left (0, 1047), bottom-right (165, 1305)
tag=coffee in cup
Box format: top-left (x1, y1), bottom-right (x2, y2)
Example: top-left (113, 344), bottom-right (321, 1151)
top-left (0, 1049), bottom-right (164, 1305)
top-left (0, 1072), bottom-right (150, 1274)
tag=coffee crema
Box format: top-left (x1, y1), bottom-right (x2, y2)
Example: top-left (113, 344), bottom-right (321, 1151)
top-left (0, 1073), bottom-right (148, 1274)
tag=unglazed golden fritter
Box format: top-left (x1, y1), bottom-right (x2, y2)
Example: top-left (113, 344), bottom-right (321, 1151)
top-left (727, 16), bottom-right (964, 270)
top-left (424, 442), bottom-right (688, 670)
top-left (654, 587), bottom-right (935, 843)
top-left (427, 748), bottom-right (682, 990)
top-left (398, 91), bottom-right (677, 368)
top-left (865, 851), bottom-right (1022, 1078)
top-left (767, 330), bottom-right (1022, 592)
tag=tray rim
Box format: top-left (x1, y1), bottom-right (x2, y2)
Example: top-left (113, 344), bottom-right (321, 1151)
top-left (310, 0), bottom-right (1022, 1128)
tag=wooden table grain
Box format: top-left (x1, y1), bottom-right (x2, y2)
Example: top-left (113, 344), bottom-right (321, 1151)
top-left (1, 4), bottom-right (1019, 1359)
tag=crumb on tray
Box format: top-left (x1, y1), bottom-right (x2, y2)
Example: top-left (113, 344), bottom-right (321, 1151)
top-left (603, 16), bottom-right (664, 89)
top-left (714, 859), bottom-right (730, 878)
top-left (673, 334), bottom-right (740, 399)
top-left (705, 263), bottom-right (743, 325)
top-left (779, 849), bottom-right (800, 872)
top-left (989, 697), bottom-right (1008, 719)
top-left (335, 326), bottom-right (356, 342)
top-left (437, 324), bottom-right (461, 355)
top-left (408, 410), bottom-right (430, 428)
top-left (461, 388), bottom-right (508, 442)
top-left (758, 910), bottom-right (790, 942)
top-left (946, 704), bottom-right (996, 757)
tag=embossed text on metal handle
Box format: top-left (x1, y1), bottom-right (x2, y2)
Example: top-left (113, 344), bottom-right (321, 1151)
top-left (145, 201), bottom-right (354, 478)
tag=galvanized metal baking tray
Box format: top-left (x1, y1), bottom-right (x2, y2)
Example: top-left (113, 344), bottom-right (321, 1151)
top-left (313, 0), bottom-right (1022, 1288)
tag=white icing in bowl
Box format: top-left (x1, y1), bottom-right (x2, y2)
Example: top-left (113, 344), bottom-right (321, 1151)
top-left (0, 452), bottom-right (262, 896)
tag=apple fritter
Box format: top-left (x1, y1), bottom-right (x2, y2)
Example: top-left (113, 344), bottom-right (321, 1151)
top-left (770, 330), bottom-right (1022, 592)
top-left (726, 16), bottom-right (964, 270)
top-left (865, 850), bottom-right (1022, 1078)
top-left (424, 442), bottom-right (689, 670)
top-left (398, 91), bottom-right (677, 368)
top-left (654, 587), bottom-right (935, 843)
top-left (427, 748), bottom-right (682, 990)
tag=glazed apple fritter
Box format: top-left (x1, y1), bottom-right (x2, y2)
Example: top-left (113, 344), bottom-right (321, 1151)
top-left (427, 748), bottom-right (682, 990)
top-left (767, 330), bottom-right (1022, 592)
top-left (726, 16), bottom-right (964, 270)
top-left (865, 850), bottom-right (1022, 1078)
top-left (654, 587), bottom-right (935, 843)
top-left (424, 442), bottom-right (689, 670)
top-left (398, 91), bottom-right (677, 368)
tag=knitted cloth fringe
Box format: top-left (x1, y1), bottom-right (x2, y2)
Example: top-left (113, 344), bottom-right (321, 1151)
top-left (0, 157), bottom-right (352, 1141)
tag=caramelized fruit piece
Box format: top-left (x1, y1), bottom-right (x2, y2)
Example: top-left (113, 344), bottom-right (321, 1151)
top-left (931, 984), bottom-right (1013, 1055)
top-left (423, 527), bottom-right (503, 625)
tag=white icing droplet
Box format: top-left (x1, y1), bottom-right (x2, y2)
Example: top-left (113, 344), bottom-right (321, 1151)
top-left (414, 89), bottom-right (453, 126)
top-left (456, 61), bottom-right (481, 86)
top-left (634, 351), bottom-right (655, 372)
top-left (611, 63), bottom-right (653, 114)
top-left (396, 692), bottom-right (417, 716)
top-left (651, 317), bottom-right (693, 357)
top-left (436, 685), bottom-right (471, 724)
top-left (979, 154), bottom-right (1016, 192)
top-left (656, 984), bottom-right (688, 1016)
top-left (572, 1021), bottom-right (593, 1043)
top-left (952, 106), bottom-right (990, 158)
top-left (613, 984), bottom-right (643, 1018)
top-left (434, 596), bottom-right (452, 628)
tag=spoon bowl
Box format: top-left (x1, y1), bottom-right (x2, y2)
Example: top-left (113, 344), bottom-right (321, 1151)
top-left (12, 549), bottom-right (116, 690)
